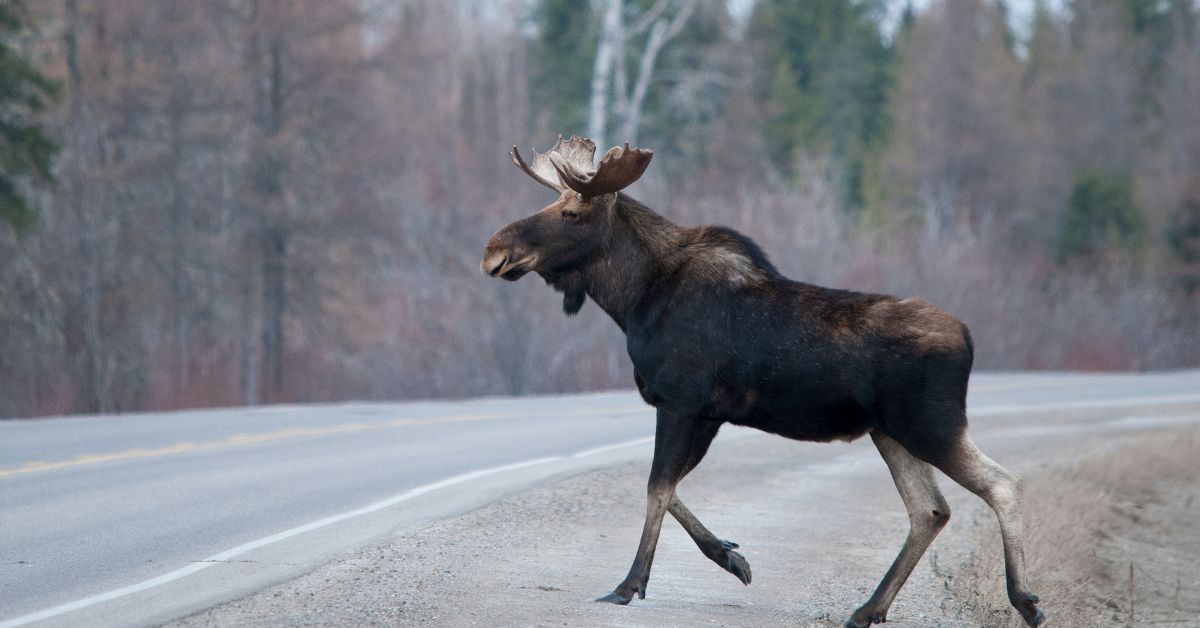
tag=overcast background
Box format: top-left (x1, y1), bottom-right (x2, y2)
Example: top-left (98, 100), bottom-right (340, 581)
top-left (1, 0), bottom-right (1197, 418)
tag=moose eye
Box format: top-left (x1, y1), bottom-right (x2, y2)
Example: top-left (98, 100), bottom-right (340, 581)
top-left (562, 209), bottom-right (579, 222)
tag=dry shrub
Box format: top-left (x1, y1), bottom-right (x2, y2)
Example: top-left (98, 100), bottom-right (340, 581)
top-left (953, 425), bottom-right (1200, 627)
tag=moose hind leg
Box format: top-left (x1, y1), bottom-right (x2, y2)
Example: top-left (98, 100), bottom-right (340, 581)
top-left (937, 435), bottom-right (1044, 627)
top-left (846, 431), bottom-right (951, 628)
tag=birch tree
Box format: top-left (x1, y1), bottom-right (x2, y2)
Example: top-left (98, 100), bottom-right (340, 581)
top-left (587, 0), bottom-right (695, 149)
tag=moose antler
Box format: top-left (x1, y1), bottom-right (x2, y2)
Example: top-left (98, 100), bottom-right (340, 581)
top-left (510, 135), bottom-right (595, 193)
top-left (550, 142), bottom-right (653, 199)
top-left (510, 135), bottom-right (653, 198)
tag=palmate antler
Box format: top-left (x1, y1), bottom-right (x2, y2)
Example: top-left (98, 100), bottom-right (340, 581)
top-left (510, 135), bottom-right (653, 198)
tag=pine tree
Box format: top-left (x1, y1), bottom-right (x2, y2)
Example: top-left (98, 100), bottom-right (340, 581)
top-left (0, 0), bottom-right (57, 234)
top-left (527, 0), bottom-right (597, 134)
top-left (748, 0), bottom-right (892, 206)
top-left (1058, 170), bottom-right (1144, 262)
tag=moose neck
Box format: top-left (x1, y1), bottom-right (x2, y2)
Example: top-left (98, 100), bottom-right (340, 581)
top-left (580, 194), bottom-right (683, 330)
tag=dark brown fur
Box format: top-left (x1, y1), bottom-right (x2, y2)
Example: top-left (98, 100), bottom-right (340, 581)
top-left (483, 147), bottom-right (1044, 628)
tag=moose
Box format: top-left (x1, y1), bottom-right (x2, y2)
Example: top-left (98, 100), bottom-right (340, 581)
top-left (480, 136), bottom-right (1044, 628)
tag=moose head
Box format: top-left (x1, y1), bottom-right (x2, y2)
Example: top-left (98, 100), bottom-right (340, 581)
top-left (480, 135), bottom-right (653, 314)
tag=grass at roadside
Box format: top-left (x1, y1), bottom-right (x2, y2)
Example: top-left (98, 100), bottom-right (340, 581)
top-left (951, 424), bottom-right (1200, 627)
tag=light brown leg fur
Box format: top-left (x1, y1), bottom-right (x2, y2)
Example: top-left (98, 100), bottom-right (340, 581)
top-left (937, 434), bottom-right (1044, 627)
top-left (847, 432), bottom-right (951, 628)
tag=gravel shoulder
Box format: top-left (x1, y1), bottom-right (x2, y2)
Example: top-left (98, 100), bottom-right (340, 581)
top-left (170, 404), bottom-right (1200, 628)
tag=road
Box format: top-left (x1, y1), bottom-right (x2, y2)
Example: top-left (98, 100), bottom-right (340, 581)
top-left (2, 371), bottom-right (1199, 627)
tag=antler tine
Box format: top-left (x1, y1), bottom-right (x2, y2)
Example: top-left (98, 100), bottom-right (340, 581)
top-left (510, 144), bottom-right (563, 193)
top-left (551, 141), bottom-right (654, 199)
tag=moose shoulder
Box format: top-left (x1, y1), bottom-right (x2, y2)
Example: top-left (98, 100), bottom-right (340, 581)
top-left (481, 136), bottom-right (1044, 628)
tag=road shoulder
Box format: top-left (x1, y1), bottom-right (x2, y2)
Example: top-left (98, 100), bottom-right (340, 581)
top-left (171, 410), bottom-right (1200, 628)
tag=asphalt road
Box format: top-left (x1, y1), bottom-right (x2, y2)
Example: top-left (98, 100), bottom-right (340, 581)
top-left (2, 371), bottom-right (1199, 628)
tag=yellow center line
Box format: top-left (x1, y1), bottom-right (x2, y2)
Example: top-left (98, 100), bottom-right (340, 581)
top-left (0, 406), bottom-right (652, 479)
top-left (0, 381), bottom-right (1094, 479)
top-left (2, 381), bottom-right (1107, 479)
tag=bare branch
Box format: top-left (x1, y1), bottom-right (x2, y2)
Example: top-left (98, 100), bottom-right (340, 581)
top-left (617, 0), bottom-right (695, 144)
top-left (587, 0), bottom-right (623, 150)
top-left (627, 0), bottom-right (671, 36)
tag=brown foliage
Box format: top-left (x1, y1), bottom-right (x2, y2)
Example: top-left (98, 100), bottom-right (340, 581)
top-left (0, 0), bottom-right (1197, 418)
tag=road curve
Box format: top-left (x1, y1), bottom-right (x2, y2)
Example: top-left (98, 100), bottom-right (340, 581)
top-left (2, 371), bottom-right (1199, 627)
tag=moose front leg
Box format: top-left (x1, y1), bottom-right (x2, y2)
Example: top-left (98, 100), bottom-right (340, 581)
top-left (665, 419), bottom-right (751, 585)
top-left (670, 496), bottom-right (751, 585)
top-left (597, 409), bottom-right (713, 604)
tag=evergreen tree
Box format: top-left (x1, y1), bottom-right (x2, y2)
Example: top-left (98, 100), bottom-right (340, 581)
top-left (748, 0), bottom-right (893, 206)
top-left (527, 0), bottom-right (597, 134)
top-left (1058, 170), bottom-right (1145, 262)
top-left (0, 0), bottom-right (57, 235)
top-left (1167, 189), bottom-right (1200, 294)
top-left (1025, 0), bottom-right (1064, 85)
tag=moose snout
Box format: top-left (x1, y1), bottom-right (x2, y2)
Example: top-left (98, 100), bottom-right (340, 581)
top-left (480, 247), bottom-right (508, 277)
top-left (481, 230), bottom-right (535, 280)
top-left (480, 228), bottom-right (511, 277)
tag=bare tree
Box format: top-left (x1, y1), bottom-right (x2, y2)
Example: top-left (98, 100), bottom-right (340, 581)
top-left (587, 0), bottom-right (696, 149)
top-left (3, 0), bottom-right (1199, 418)
top-left (234, 0), bottom-right (371, 403)
top-left (877, 0), bottom-right (1021, 234)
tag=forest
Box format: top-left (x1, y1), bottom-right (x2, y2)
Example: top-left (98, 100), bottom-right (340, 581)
top-left (1, 0), bottom-right (1197, 418)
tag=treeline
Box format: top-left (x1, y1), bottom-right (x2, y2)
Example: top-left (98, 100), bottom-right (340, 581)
top-left (0, 0), bottom-right (1196, 418)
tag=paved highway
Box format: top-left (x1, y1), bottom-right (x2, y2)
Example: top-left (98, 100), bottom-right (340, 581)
top-left (1, 371), bottom-right (1198, 627)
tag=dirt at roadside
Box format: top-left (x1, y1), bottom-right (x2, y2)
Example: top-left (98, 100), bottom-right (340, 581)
top-left (951, 425), bottom-right (1200, 627)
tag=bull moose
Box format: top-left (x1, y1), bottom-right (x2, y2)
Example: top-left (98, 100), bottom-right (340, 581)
top-left (480, 136), bottom-right (1044, 628)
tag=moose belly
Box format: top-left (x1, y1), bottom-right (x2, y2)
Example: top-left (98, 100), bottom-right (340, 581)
top-left (712, 382), bottom-right (872, 443)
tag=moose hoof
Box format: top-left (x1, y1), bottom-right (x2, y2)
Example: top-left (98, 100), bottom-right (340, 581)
top-left (1013, 591), bottom-right (1044, 627)
top-left (721, 547), bottom-right (752, 585)
top-left (596, 580), bottom-right (644, 605)
top-left (845, 607), bottom-right (886, 628)
top-left (595, 591), bottom-right (634, 605)
top-left (707, 539), bottom-right (752, 585)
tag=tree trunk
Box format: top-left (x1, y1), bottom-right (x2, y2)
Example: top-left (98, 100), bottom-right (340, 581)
top-left (65, 0), bottom-right (114, 414)
top-left (260, 228), bottom-right (286, 402)
top-left (241, 273), bottom-right (260, 406)
top-left (248, 10), bottom-right (289, 404)
top-left (618, 20), bottom-right (667, 145)
top-left (167, 42), bottom-right (192, 404)
top-left (588, 0), bottom-right (623, 149)
top-left (618, 0), bottom-right (693, 146)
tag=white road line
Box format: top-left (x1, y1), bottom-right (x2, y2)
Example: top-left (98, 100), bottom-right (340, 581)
top-left (571, 435), bottom-right (655, 459)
